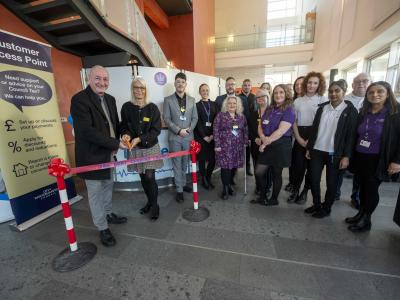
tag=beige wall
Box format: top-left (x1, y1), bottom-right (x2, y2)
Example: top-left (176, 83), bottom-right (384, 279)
top-left (308, 0), bottom-right (400, 73)
top-left (215, 0), bottom-right (267, 36)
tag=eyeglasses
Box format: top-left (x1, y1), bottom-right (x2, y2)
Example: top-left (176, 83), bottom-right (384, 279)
top-left (133, 86), bottom-right (146, 90)
top-left (256, 95), bottom-right (267, 99)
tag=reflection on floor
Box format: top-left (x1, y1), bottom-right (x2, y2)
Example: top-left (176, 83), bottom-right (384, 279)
top-left (1, 170), bottom-right (399, 300)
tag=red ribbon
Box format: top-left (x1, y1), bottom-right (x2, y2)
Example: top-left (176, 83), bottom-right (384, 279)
top-left (190, 140), bottom-right (201, 154)
top-left (48, 158), bottom-right (71, 177)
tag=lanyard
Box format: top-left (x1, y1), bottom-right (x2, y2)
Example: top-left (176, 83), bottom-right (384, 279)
top-left (201, 100), bottom-right (211, 122)
top-left (177, 96), bottom-right (186, 116)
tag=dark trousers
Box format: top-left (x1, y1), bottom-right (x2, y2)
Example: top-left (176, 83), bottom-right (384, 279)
top-left (288, 144), bottom-right (296, 185)
top-left (292, 126), bottom-right (312, 190)
top-left (139, 169), bottom-right (158, 208)
top-left (309, 150), bottom-right (339, 210)
top-left (255, 164), bottom-right (283, 199)
top-left (335, 170), bottom-right (360, 201)
top-left (198, 156), bottom-right (215, 179)
top-left (246, 146), bottom-right (251, 169)
top-left (221, 168), bottom-right (235, 186)
top-left (355, 153), bottom-right (382, 215)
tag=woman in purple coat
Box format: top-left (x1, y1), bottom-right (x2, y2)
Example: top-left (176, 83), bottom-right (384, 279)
top-left (214, 95), bottom-right (248, 199)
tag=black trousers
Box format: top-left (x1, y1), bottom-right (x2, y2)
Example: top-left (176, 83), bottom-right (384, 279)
top-left (255, 164), bottom-right (283, 200)
top-left (354, 152), bottom-right (382, 215)
top-left (198, 156), bottom-right (215, 178)
top-left (292, 126), bottom-right (312, 190)
top-left (309, 150), bottom-right (339, 210)
top-left (251, 140), bottom-right (273, 191)
top-left (246, 146), bottom-right (251, 169)
top-left (139, 169), bottom-right (158, 208)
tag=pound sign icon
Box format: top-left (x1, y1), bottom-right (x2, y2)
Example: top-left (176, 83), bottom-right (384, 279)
top-left (4, 120), bottom-right (16, 132)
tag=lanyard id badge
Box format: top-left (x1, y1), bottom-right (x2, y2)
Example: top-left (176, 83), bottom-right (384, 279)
top-left (232, 124), bottom-right (239, 136)
top-left (206, 122), bottom-right (212, 127)
top-left (359, 140), bottom-right (371, 148)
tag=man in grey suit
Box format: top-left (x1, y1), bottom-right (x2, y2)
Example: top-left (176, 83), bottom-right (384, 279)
top-left (163, 72), bottom-right (198, 202)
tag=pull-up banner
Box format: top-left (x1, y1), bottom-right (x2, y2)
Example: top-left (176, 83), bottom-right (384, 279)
top-left (0, 30), bottom-right (76, 229)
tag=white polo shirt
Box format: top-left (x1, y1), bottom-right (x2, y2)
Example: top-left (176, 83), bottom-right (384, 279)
top-left (314, 101), bottom-right (348, 153)
top-left (344, 93), bottom-right (364, 111)
top-left (294, 94), bottom-right (327, 126)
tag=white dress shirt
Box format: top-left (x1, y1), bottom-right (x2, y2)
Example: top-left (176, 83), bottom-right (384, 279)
top-left (294, 94), bottom-right (327, 126)
top-left (344, 93), bottom-right (364, 111)
top-left (314, 101), bottom-right (347, 153)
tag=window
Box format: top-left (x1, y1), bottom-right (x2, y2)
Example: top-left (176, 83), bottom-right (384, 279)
top-left (342, 64), bottom-right (358, 93)
top-left (367, 50), bottom-right (390, 82)
top-left (267, 0), bottom-right (297, 20)
top-left (387, 39), bottom-right (400, 98)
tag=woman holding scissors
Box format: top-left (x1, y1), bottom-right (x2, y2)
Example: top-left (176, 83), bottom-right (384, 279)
top-left (120, 77), bottom-right (163, 221)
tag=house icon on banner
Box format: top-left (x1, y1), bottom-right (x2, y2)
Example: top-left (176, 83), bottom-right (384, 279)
top-left (13, 163), bottom-right (28, 177)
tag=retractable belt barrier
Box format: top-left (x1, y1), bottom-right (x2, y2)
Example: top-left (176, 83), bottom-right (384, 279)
top-left (47, 140), bottom-right (209, 272)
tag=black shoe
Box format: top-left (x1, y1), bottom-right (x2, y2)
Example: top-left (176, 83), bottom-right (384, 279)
top-left (250, 197), bottom-right (266, 205)
top-left (207, 176), bottom-right (215, 189)
top-left (265, 197), bottom-right (279, 206)
top-left (348, 214), bottom-right (371, 232)
top-left (139, 203), bottom-right (151, 214)
top-left (304, 205), bottom-right (320, 214)
top-left (312, 208), bottom-right (331, 218)
top-left (106, 213), bottom-right (127, 224)
top-left (150, 205), bottom-right (159, 221)
top-left (220, 185), bottom-right (229, 200)
top-left (183, 186), bottom-right (192, 193)
top-left (345, 210), bottom-right (364, 224)
top-left (284, 183), bottom-right (293, 192)
top-left (287, 190), bottom-right (298, 203)
top-left (100, 229), bottom-right (116, 247)
top-left (228, 185), bottom-right (236, 196)
top-left (350, 198), bottom-right (360, 210)
top-left (176, 192), bottom-right (184, 203)
top-left (201, 176), bottom-right (210, 189)
top-left (334, 196), bottom-right (341, 201)
top-left (295, 189), bottom-right (308, 205)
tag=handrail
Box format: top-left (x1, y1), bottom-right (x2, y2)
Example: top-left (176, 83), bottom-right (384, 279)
top-left (89, 0), bottom-right (168, 67)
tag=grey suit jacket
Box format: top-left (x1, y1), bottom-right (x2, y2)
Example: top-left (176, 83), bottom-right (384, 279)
top-left (163, 93), bottom-right (198, 141)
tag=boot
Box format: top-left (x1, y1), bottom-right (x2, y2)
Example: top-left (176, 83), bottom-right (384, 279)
top-left (348, 213), bottom-right (371, 232)
top-left (139, 203), bottom-right (151, 214)
top-left (220, 185), bottom-right (229, 200)
top-left (150, 205), bottom-right (160, 221)
top-left (304, 204), bottom-right (321, 214)
top-left (287, 189), bottom-right (299, 203)
top-left (265, 196), bottom-right (279, 206)
top-left (250, 196), bottom-right (266, 205)
top-left (345, 209), bottom-right (364, 224)
top-left (295, 188), bottom-right (308, 205)
top-left (228, 185), bottom-right (236, 196)
top-left (201, 176), bottom-right (210, 189)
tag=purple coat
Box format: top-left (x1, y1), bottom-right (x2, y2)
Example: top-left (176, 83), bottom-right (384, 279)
top-left (213, 111), bottom-right (248, 169)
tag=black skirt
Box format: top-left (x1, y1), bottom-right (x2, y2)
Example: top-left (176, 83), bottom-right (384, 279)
top-left (257, 136), bottom-right (292, 168)
top-left (196, 138), bottom-right (215, 161)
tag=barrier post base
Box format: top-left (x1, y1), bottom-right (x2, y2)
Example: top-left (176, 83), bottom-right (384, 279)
top-left (52, 242), bottom-right (97, 272)
top-left (182, 206), bottom-right (210, 222)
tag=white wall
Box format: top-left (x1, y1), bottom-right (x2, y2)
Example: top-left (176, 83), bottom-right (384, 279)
top-left (215, 0), bottom-right (267, 36)
top-left (308, 0), bottom-right (400, 73)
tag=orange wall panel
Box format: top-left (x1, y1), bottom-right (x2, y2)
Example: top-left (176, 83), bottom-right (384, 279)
top-left (193, 0), bottom-right (215, 76)
top-left (149, 14), bottom-right (194, 71)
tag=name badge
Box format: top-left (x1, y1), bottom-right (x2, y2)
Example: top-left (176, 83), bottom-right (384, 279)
top-left (143, 117), bottom-right (150, 122)
top-left (262, 119), bottom-right (269, 125)
top-left (231, 129), bottom-right (239, 137)
top-left (257, 118), bottom-right (261, 124)
top-left (359, 140), bottom-right (371, 148)
top-left (206, 122), bottom-right (212, 127)
top-left (180, 107), bottom-right (186, 113)
top-left (180, 115), bottom-right (187, 121)
top-left (232, 125), bottom-right (239, 129)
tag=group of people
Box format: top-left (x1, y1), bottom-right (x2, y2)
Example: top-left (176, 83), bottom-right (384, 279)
top-left (71, 65), bottom-right (400, 247)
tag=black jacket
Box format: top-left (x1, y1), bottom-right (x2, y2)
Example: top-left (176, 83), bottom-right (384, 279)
top-left (70, 86), bottom-right (120, 180)
top-left (307, 100), bottom-right (358, 165)
top-left (354, 104), bottom-right (400, 181)
top-left (120, 102), bottom-right (161, 148)
top-left (194, 100), bottom-right (219, 140)
top-left (238, 92), bottom-right (255, 120)
top-left (248, 108), bottom-right (262, 141)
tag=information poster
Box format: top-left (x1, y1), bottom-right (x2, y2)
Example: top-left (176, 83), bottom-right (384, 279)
top-left (0, 30), bottom-right (76, 227)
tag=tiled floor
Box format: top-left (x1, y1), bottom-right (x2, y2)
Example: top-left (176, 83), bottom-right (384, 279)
top-left (1, 170), bottom-right (399, 300)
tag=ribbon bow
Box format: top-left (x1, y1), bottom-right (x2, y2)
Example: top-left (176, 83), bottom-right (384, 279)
top-left (48, 158), bottom-right (71, 177)
top-left (190, 140), bottom-right (201, 155)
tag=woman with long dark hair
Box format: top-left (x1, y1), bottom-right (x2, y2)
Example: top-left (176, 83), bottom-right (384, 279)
top-left (194, 83), bottom-right (219, 189)
top-left (252, 84), bottom-right (295, 205)
top-left (120, 78), bottom-right (163, 221)
top-left (346, 81), bottom-right (400, 232)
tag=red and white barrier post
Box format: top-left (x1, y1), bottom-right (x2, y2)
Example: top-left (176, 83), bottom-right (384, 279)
top-left (48, 158), bottom-right (97, 272)
top-left (182, 141), bottom-right (210, 222)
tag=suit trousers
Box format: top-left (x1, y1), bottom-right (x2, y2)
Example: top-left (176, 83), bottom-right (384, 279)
top-left (292, 126), bottom-right (312, 190)
top-left (309, 150), bottom-right (339, 210)
top-left (85, 175), bottom-right (113, 231)
top-left (169, 138), bottom-right (190, 192)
